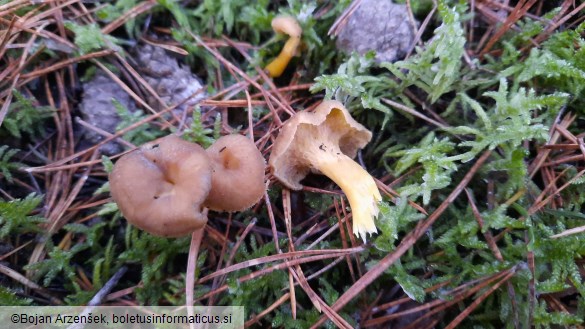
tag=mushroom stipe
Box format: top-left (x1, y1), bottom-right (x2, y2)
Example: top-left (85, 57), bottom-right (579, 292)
top-left (269, 100), bottom-right (382, 242)
top-left (265, 15), bottom-right (302, 78)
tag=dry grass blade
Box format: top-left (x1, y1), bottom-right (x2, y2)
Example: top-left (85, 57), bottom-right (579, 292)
top-left (92, 60), bottom-right (172, 120)
top-left (382, 98), bottom-right (448, 129)
top-left (291, 267), bottom-right (352, 328)
top-left (465, 189), bottom-right (503, 261)
top-left (87, 266), bottom-right (128, 306)
top-left (370, 279), bottom-right (452, 314)
top-left (364, 266), bottom-right (516, 327)
top-left (375, 178), bottom-right (428, 215)
top-left (245, 292), bottom-right (290, 327)
top-left (444, 268), bottom-right (517, 329)
top-left (0, 263), bottom-right (63, 305)
top-left (264, 189), bottom-right (282, 252)
top-left (529, 112), bottom-right (575, 177)
top-left (24, 102), bottom-right (178, 173)
top-left (404, 2), bottom-right (437, 59)
top-left (186, 229), bottom-right (204, 329)
top-left (19, 50), bottom-right (113, 80)
top-left (198, 247), bottom-right (364, 283)
top-left (281, 189), bottom-right (298, 318)
top-left (0, 79), bottom-right (17, 127)
top-left (533, 1), bottom-right (585, 44)
top-left (196, 251), bottom-right (364, 302)
top-left (528, 169), bottom-right (585, 216)
top-left (479, 0), bottom-right (538, 56)
top-left (101, 0), bottom-right (156, 34)
top-left (549, 225), bottom-right (585, 239)
top-left (328, 0), bottom-right (363, 37)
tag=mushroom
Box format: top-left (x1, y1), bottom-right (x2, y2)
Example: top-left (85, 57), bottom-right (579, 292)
top-left (108, 133), bottom-right (265, 325)
top-left (109, 135), bottom-right (211, 237)
top-left (265, 15), bottom-right (302, 78)
top-left (204, 134), bottom-right (266, 212)
top-left (269, 100), bottom-right (382, 242)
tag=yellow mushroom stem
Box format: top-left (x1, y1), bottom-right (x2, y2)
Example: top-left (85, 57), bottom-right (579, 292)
top-left (265, 36), bottom-right (300, 78)
top-left (301, 134), bottom-right (381, 242)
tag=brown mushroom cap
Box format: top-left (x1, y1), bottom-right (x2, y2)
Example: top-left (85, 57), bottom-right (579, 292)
top-left (271, 15), bottom-right (302, 38)
top-left (269, 100), bottom-right (372, 189)
top-left (109, 135), bottom-right (211, 237)
top-left (204, 134), bottom-right (266, 212)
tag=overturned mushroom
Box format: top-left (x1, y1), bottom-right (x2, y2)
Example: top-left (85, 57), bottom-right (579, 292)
top-left (204, 134), bottom-right (266, 212)
top-left (269, 100), bottom-right (382, 242)
top-left (109, 135), bottom-right (211, 237)
top-left (265, 15), bottom-right (302, 78)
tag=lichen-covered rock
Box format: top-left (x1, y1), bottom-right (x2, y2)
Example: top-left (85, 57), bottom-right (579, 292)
top-left (79, 73), bottom-right (136, 155)
top-left (134, 44), bottom-right (206, 114)
top-left (78, 44), bottom-right (207, 154)
top-left (336, 0), bottom-right (416, 63)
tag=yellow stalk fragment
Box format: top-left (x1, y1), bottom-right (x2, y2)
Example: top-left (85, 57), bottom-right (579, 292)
top-left (315, 148), bottom-right (381, 242)
top-left (265, 37), bottom-right (300, 78)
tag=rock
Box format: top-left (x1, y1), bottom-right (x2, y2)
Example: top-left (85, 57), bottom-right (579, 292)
top-left (79, 72), bottom-right (136, 155)
top-left (78, 43), bottom-right (206, 154)
top-left (134, 44), bottom-right (206, 114)
top-left (336, 0), bottom-right (416, 63)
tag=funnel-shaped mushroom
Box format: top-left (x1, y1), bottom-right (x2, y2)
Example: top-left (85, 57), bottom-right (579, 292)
top-left (269, 100), bottom-right (382, 242)
top-left (265, 15), bottom-right (302, 78)
top-left (109, 135), bottom-right (211, 237)
top-left (204, 134), bottom-right (266, 212)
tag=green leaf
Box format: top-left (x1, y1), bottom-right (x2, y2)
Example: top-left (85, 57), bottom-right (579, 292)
top-left (25, 243), bottom-right (88, 286)
top-left (1, 90), bottom-right (53, 139)
top-left (449, 78), bottom-right (567, 163)
top-left (64, 22), bottom-right (121, 55)
top-left (0, 194), bottom-right (45, 238)
top-left (386, 3), bottom-right (466, 103)
top-left (387, 132), bottom-right (458, 204)
top-left (390, 262), bottom-right (426, 302)
top-left (0, 286), bottom-right (32, 306)
top-left (311, 53), bottom-right (379, 103)
top-left (158, 0), bottom-right (190, 29)
top-left (182, 107), bottom-right (216, 148)
top-left (114, 100), bottom-right (164, 145)
top-left (0, 145), bottom-right (21, 183)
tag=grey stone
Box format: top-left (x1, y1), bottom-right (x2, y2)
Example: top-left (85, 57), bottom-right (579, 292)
top-left (78, 44), bottom-right (207, 154)
top-left (336, 0), bottom-right (417, 63)
top-left (134, 44), bottom-right (206, 114)
top-left (79, 72), bottom-right (136, 155)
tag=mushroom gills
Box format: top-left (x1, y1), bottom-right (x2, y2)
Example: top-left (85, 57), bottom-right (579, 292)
top-left (269, 100), bottom-right (381, 242)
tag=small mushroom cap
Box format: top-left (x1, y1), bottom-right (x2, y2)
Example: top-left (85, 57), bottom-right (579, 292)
top-left (109, 135), bottom-right (211, 237)
top-left (272, 15), bottom-right (302, 38)
top-left (204, 134), bottom-right (266, 212)
top-left (269, 100), bottom-right (372, 189)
